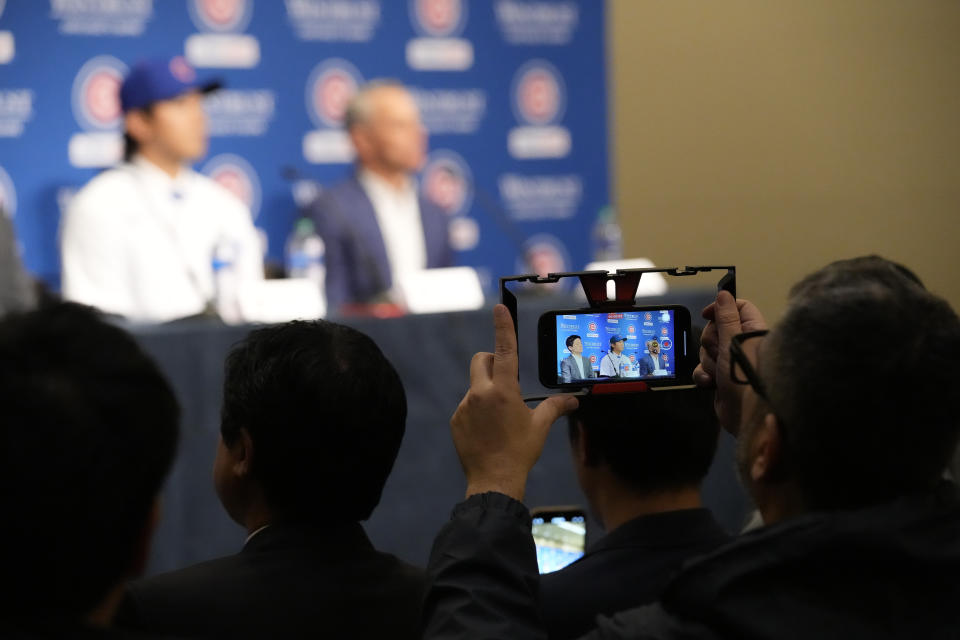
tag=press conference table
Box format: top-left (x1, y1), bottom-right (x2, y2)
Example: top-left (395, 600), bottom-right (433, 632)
top-left (131, 289), bottom-right (751, 575)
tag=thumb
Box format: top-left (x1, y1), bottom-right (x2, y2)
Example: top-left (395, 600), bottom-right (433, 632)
top-left (532, 394), bottom-right (580, 431)
top-left (714, 290), bottom-right (742, 347)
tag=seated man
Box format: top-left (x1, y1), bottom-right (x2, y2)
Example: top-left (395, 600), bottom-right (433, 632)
top-left (61, 58), bottom-right (263, 323)
top-left (560, 334), bottom-right (596, 382)
top-left (541, 388), bottom-right (729, 639)
top-left (117, 320), bottom-right (426, 638)
top-left (598, 335), bottom-right (631, 378)
top-left (307, 80), bottom-right (452, 311)
top-left (635, 337), bottom-right (666, 377)
top-left (0, 304), bottom-right (179, 635)
top-left (423, 256), bottom-right (960, 639)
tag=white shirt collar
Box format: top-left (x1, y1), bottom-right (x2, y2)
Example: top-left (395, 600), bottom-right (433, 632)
top-left (358, 168), bottom-right (417, 199)
top-left (244, 524), bottom-right (271, 545)
top-left (130, 154), bottom-right (191, 192)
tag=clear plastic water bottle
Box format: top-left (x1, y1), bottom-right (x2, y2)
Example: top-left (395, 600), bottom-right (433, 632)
top-left (286, 218), bottom-right (325, 287)
top-left (213, 237), bottom-right (243, 324)
top-left (592, 206), bottom-right (623, 262)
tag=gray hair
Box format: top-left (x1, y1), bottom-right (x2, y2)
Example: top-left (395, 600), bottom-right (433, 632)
top-left (343, 79), bottom-right (408, 131)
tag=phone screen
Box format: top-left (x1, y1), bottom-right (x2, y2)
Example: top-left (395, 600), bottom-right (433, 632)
top-left (532, 512), bottom-right (586, 574)
top-left (555, 309), bottom-right (677, 384)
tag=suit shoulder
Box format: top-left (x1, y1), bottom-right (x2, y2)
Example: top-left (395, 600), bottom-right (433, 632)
top-left (129, 554), bottom-right (243, 599)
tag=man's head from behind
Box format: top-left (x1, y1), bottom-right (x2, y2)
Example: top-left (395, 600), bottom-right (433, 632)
top-left (568, 388), bottom-right (719, 525)
top-left (0, 303), bottom-right (179, 623)
top-left (216, 320), bottom-right (407, 527)
top-left (738, 256), bottom-right (960, 518)
top-left (345, 80), bottom-right (427, 177)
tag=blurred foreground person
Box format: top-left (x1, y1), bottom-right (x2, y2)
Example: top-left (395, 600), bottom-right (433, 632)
top-left (0, 211), bottom-right (35, 315)
top-left (118, 320), bottom-right (425, 639)
top-left (308, 80), bottom-right (452, 311)
top-left (62, 57), bottom-right (262, 323)
top-left (423, 256), bottom-right (960, 639)
top-left (0, 304), bottom-right (179, 636)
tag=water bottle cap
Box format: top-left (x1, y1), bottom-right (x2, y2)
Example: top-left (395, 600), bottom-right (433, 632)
top-left (295, 218), bottom-right (316, 235)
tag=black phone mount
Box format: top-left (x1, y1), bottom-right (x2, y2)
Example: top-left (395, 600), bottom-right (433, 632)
top-left (500, 265), bottom-right (736, 401)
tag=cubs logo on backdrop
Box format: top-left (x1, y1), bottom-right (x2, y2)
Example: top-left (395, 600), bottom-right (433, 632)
top-left (409, 0), bottom-right (467, 38)
top-left (0, 165), bottom-right (16, 217)
top-left (512, 59), bottom-right (566, 126)
top-left (71, 56), bottom-right (127, 131)
top-left (202, 154), bottom-right (262, 219)
top-left (189, 0), bottom-right (253, 33)
top-left (305, 59), bottom-right (364, 129)
top-left (421, 149), bottom-right (473, 217)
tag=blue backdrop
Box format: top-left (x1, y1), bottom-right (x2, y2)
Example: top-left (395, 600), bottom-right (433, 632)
top-left (555, 310), bottom-right (677, 378)
top-left (0, 0), bottom-right (609, 293)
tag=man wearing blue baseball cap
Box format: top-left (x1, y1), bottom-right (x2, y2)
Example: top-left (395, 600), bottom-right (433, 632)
top-left (599, 334), bottom-right (632, 378)
top-left (61, 57), bottom-right (263, 323)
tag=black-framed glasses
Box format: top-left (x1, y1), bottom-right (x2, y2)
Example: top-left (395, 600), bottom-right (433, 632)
top-left (730, 330), bottom-right (770, 399)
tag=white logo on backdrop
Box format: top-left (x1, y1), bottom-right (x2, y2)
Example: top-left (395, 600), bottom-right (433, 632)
top-left (284, 0), bottom-right (381, 42)
top-left (410, 88), bottom-right (486, 135)
top-left (0, 89), bottom-right (34, 137)
top-left (204, 89), bottom-right (276, 137)
top-left (494, 0), bottom-right (579, 45)
top-left (50, 0), bottom-right (154, 37)
top-left (498, 173), bottom-right (582, 221)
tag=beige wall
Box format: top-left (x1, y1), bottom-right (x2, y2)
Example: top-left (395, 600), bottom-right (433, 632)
top-left (608, 0), bottom-right (960, 321)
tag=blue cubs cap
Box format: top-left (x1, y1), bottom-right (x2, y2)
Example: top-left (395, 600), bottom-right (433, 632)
top-left (120, 57), bottom-right (221, 112)
top-left (609, 335), bottom-right (628, 344)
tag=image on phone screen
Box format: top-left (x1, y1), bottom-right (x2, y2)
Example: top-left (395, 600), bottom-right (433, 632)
top-left (532, 512), bottom-right (586, 574)
top-left (555, 309), bottom-right (677, 384)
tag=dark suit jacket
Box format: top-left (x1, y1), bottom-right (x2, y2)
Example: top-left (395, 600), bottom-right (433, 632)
top-left (307, 174), bottom-right (452, 311)
top-left (116, 523), bottom-right (427, 639)
top-left (539, 508), bottom-right (730, 640)
top-left (635, 354), bottom-right (661, 378)
top-left (560, 354), bottom-right (595, 383)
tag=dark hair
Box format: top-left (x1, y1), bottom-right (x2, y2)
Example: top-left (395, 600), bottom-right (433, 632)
top-left (0, 303), bottom-right (179, 620)
top-left (122, 104), bottom-right (153, 162)
top-left (569, 387), bottom-right (719, 494)
top-left (764, 255), bottom-right (960, 510)
top-left (220, 320), bottom-right (407, 523)
top-left (565, 334), bottom-right (582, 349)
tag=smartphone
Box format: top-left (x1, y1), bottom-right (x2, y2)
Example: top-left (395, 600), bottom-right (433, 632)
top-left (538, 305), bottom-right (694, 389)
top-left (531, 506), bottom-right (587, 574)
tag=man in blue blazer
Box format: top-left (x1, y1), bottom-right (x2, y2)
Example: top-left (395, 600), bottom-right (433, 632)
top-left (636, 337), bottom-right (668, 377)
top-left (308, 81), bottom-right (452, 312)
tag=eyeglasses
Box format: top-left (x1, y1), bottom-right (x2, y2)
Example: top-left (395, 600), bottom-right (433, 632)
top-left (730, 330), bottom-right (770, 399)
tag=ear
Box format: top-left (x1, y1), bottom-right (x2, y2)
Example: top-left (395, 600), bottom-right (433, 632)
top-left (227, 428), bottom-right (255, 478)
top-left (349, 126), bottom-right (372, 162)
top-left (124, 110), bottom-right (152, 145)
top-left (750, 413), bottom-right (784, 483)
top-left (571, 420), bottom-right (597, 468)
